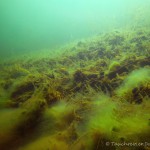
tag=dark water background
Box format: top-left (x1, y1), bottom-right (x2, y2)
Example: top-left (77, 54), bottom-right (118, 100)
top-left (0, 0), bottom-right (150, 58)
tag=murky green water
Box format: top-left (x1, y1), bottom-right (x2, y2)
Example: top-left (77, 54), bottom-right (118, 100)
top-left (0, 0), bottom-right (150, 58)
top-left (0, 1), bottom-right (150, 150)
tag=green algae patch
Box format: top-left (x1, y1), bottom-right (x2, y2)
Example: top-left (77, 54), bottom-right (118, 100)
top-left (19, 135), bottom-right (69, 150)
top-left (87, 94), bottom-right (118, 134)
top-left (116, 68), bottom-right (150, 103)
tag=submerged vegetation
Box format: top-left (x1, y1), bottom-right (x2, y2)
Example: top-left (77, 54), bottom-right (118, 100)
top-left (0, 28), bottom-right (150, 150)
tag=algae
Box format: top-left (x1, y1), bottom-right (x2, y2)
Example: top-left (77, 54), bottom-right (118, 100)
top-left (0, 28), bottom-right (150, 150)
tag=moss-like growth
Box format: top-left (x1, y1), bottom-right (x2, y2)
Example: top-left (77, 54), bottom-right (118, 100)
top-left (116, 68), bottom-right (150, 103)
top-left (108, 61), bottom-right (121, 72)
top-left (10, 81), bottom-right (35, 107)
top-left (0, 28), bottom-right (150, 150)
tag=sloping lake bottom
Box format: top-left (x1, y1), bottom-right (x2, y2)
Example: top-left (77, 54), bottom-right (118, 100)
top-left (0, 29), bottom-right (150, 150)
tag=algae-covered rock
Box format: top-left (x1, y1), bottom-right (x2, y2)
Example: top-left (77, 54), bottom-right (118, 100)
top-left (16, 95), bottom-right (46, 135)
top-left (0, 94), bottom-right (46, 150)
top-left (116, 68), bottom-right (150, 103)
top-left (108, 61), bottom-right (121, 72)
top-left (73, 70), bottom-right (87, 83)
top-left (10, 81), bottom-right (35, 107)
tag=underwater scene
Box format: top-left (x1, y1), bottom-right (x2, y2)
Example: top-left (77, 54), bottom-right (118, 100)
top-left (0, 0), bottom-right (150, 150)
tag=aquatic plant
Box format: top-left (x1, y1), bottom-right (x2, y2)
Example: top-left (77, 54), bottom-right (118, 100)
top-left (108, 61), bottom-right (121, 72)
top-left (0, 28), bottom-right (150, 150)
top-left (116, 68), bottom-right (150, 103)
